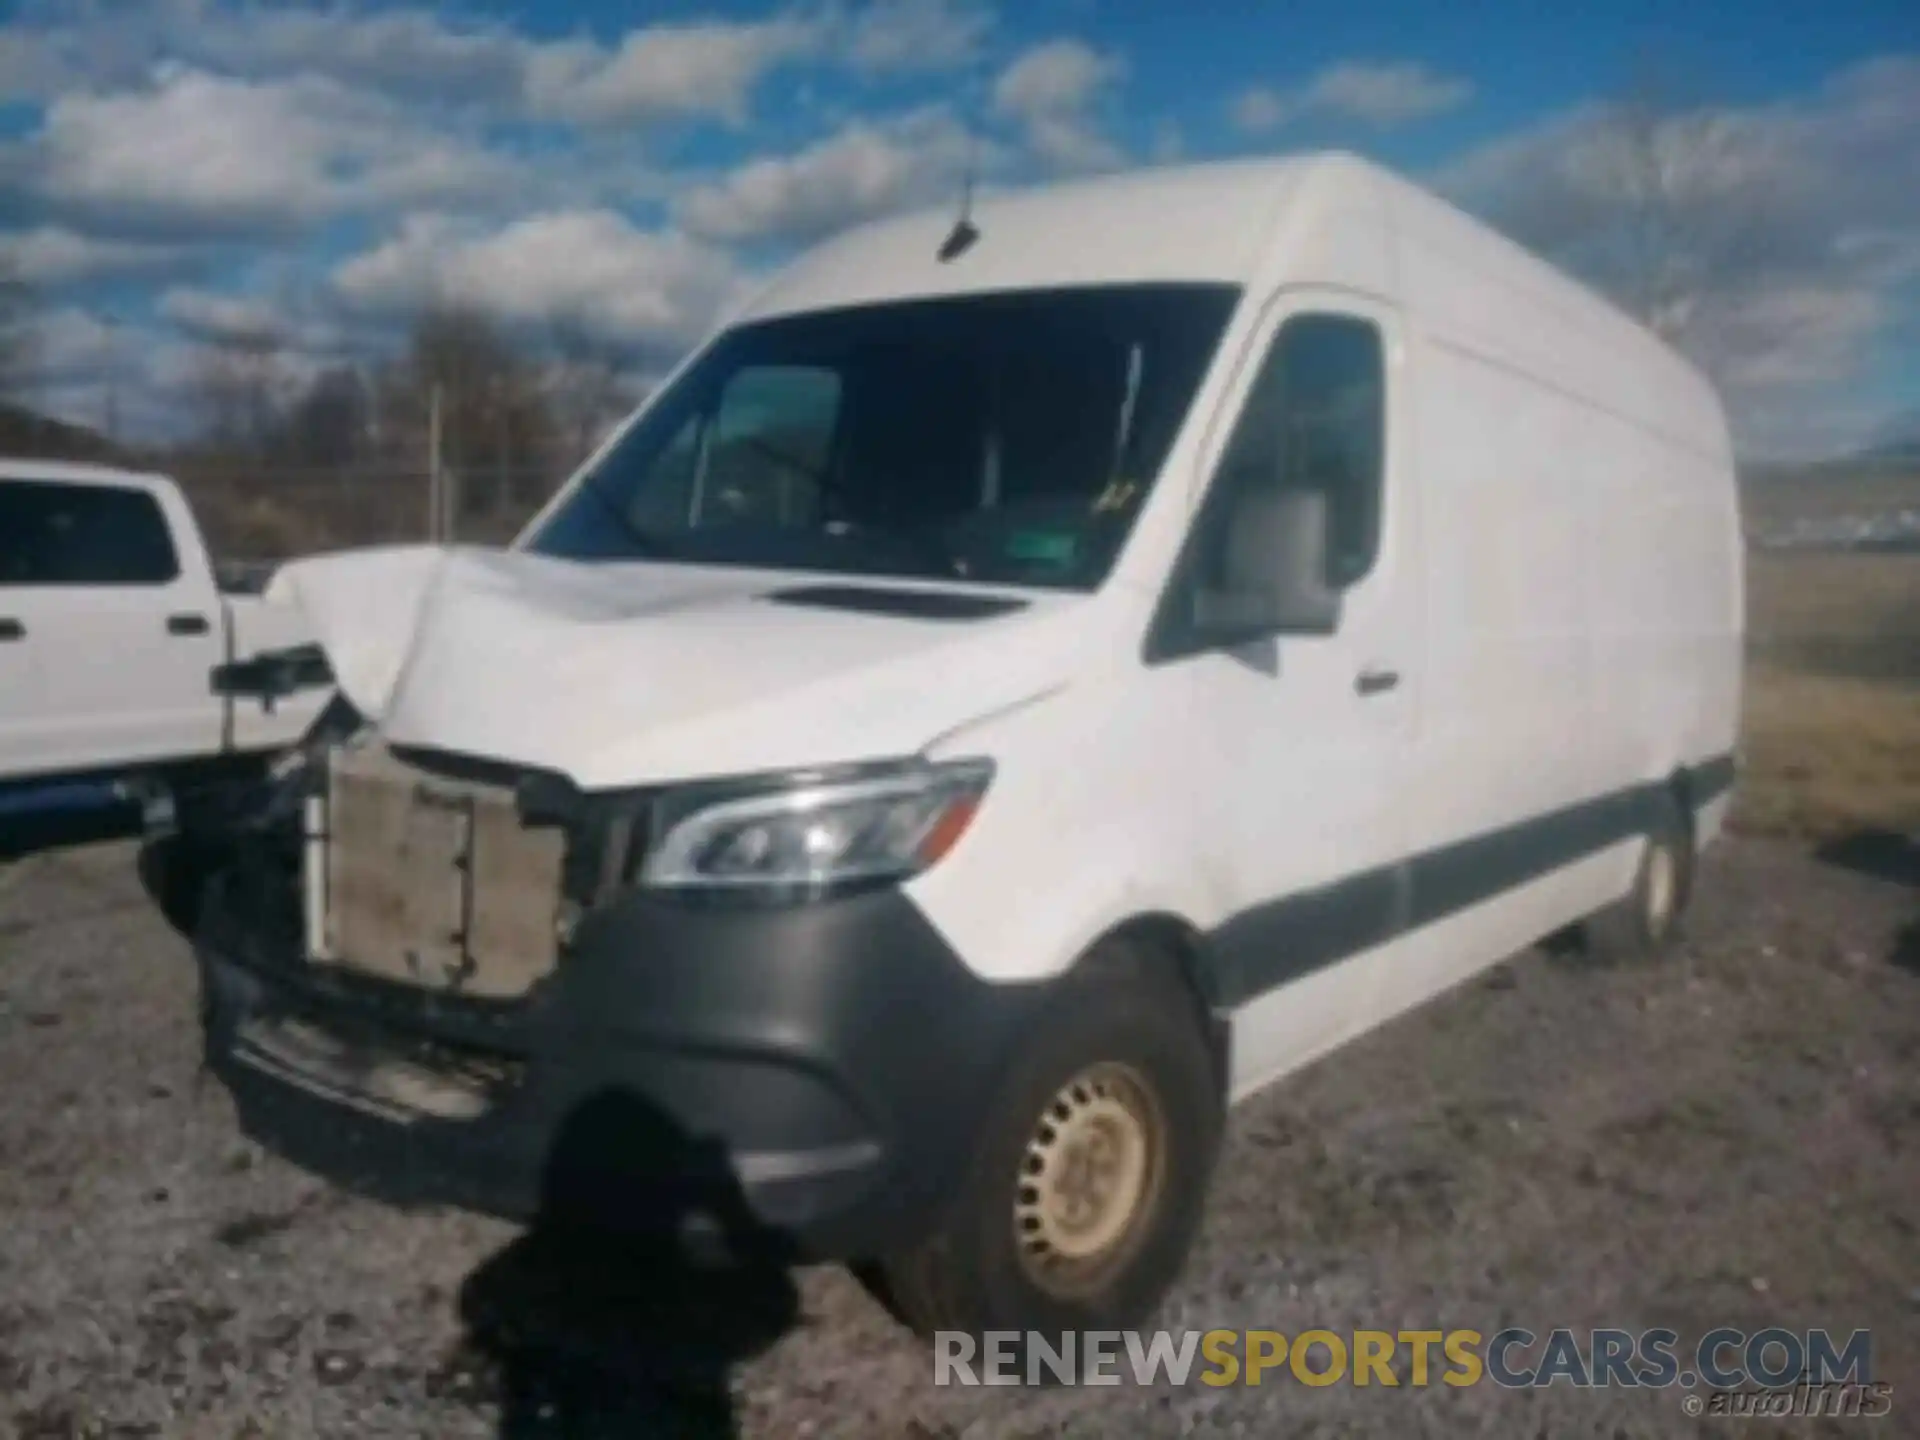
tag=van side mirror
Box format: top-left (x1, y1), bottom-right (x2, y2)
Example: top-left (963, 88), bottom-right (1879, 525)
top-left (1191, 488), bottom-right (1343, 642)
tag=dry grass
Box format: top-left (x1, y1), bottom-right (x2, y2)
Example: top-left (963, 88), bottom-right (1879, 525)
top-left (1736, 662), bottom-right (1920, 836)
top-left (1745, 550), bottom-right (1920, 671)
top-left (1735, 524), bottom-right (1920, 839)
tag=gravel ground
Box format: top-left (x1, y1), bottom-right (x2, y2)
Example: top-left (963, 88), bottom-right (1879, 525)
top-left (1, 832), bottom-right (1915, 1438)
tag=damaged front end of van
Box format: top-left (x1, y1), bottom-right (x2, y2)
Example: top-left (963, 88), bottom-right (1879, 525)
top-left (183, 541), bottom-right (1077, 1258)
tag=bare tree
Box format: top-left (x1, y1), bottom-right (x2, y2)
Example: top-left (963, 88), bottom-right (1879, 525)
top-left (1583, 72), bottom-right (1747, 343)
top-left (382, 304), bottom-right (560, 517)
top-left (281, 364), bottom-right (373, 468)
top-left (189, 331), bottom-right (290, 456)
top-left (1489, 58), bottom-right (1759, 364)
top-left (0, 261), bottom-right (34, 404)
top-left (545, 316), bottom-right (636, 466)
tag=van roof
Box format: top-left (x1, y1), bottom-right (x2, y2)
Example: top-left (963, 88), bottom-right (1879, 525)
top-left (741, 154), bottom-right (1325, 321)
top-left (738, 150), bottom-right (1724, 459)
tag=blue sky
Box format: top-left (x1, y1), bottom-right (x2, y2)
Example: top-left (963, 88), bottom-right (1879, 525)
top-left (2, 0), bottom-right (1916, 459)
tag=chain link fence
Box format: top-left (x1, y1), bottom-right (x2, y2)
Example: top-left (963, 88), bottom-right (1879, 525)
top-left (170, 450), bottom-right (586, 562)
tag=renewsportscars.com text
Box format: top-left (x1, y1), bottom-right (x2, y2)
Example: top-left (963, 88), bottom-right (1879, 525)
top-left (933, 1327), bottom-right (1877, 1392)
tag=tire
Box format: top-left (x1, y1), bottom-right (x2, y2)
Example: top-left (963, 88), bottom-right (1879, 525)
top-left (876, 939), bottom-right (1222, 1348)
top-left (1583, 789), bottom-right (1694, 963)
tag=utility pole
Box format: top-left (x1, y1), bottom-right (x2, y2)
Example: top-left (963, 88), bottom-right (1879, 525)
top-left (445, 447), bottom-right (461, 542)
top-left (100, 313), bottom-right (122, 446)
top-left (494, 373), bottom-right (509, 513)
top-left (427, 382), bottom-right (443, 542)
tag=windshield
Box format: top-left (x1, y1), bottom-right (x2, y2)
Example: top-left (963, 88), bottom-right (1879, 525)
top-left (527, 284), bottom-right (1240, 591)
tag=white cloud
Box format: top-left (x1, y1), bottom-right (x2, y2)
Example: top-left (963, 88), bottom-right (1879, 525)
top-left (355, 135), bottom-right (529, 212)
top-left (1440, 54), bottom-right (1920, 458)
top-left (30, 67), bottom-right (518, 237)
top-left (36, 70), bottom-right (354, 230)
top-left (154, 286), bottom-right (363, 376)
top-left (678, 109), bottom-right (978, 244)
top-left (1020, 114), bottom-right (1126, 175)
top-left (0, 28), bottom-right (54, 99)
top-left (332, 211), bottom-right (745, 354)
top-left (993, 38), bottom-right (1119, 119)
top-left (1234, 60), bottom-right (1474, 134)
top-left (992, 39), bottom-right (1127, 172)
top-left (22, 307), bottom-right (123, 385)
top-left (1305, 62), bottom-right (1475, 126)
top-left (5, 1), bottom-right (989, 125)
top-left (1708, 285), bottom-right (1883, 391)
top-left (1230, 88), bottom-right (1289, 134)
top-left (18, 307), bottom-right (180, 433)
top-left (0, 0), bottom-right (533, 112)
top-left (526, 17), bottom-right (823, 127)
top-left (0, 0), bottom-right (176, 102)
top-left (0, 227), bottom-right (191, 286)
top-left (192, 4), bottom-right (528, 103)
top-left (841, 0), bottom-right (993, 74)
top-left (158, 288), bottom-right (288, 347)
top-left (16, 303), bottom-right (327, 442)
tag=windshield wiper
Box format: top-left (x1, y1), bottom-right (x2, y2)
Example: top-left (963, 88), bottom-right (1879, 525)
top-left (735, 434), bottom-right (962, 579)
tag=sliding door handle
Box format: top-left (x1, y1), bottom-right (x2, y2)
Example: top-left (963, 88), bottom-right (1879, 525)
top-left (0, 618), bottom-right (23, 642)
top-left (1355, 667), bottom-right (1400, 696)
top-left (167, 613), bottom-right (211, 637)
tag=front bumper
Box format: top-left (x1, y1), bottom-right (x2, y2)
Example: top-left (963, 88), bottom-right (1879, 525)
top-left (195, 873), bottom-right (1055, 1259)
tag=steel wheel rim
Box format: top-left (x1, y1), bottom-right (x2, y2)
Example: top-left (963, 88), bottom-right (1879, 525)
top-left (1646, 843), bottom-right (1677, 935)
top-left (1013, 1061), bottom-right (1166, 1298)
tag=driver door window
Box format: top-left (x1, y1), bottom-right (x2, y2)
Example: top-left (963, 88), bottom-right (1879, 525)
top-left (1209, 312), bottom-right (1385, 590)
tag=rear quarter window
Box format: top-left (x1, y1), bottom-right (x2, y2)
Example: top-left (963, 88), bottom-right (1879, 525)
top-left (0, 479), bottom-right (181, 587)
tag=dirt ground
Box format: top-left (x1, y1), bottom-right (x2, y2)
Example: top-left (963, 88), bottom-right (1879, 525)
top-left (0, 831), bottom-right (1916, 1438)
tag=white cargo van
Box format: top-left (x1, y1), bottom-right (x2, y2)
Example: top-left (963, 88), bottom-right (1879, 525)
top-left (187, 153), bottom-right (1741, 1340)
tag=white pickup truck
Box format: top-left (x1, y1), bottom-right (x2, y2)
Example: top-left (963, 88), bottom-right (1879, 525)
top-left (0, 459), bottom-right (329, 847)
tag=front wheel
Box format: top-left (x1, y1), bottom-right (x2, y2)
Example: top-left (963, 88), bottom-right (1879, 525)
top-left (876, 941), bottom-right (1222, 1345)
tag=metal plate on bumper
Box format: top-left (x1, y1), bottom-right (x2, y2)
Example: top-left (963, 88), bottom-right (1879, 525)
top-left (319, 744), bottom-right (564, 999)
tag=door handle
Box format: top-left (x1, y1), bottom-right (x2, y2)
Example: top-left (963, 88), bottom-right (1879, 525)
top-left (0, 618), bottom-right (23, 642)
top-left (1355, 667), bottom-right (1401, 696)
top-left (166, 613), bottom-right (211, 637)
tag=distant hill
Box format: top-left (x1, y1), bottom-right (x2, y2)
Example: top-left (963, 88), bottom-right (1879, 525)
top-left (1860, 438), bottom-right (1920, 466)
top-left (1859, 411), bottom-right (1920, 466)
top-left (0, 401), bottom-right (140, 466)
top-left (1741, 453), bottom-right (1920, 554)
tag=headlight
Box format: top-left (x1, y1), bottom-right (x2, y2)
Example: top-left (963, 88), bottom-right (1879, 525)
top-left (641, 758), bottom-right (993, 893)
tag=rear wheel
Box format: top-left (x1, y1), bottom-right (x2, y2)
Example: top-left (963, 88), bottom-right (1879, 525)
top-left (877, 941), bottom-right (1221, 1345)
top-left (1583, 790), bottom-right (1694, 962)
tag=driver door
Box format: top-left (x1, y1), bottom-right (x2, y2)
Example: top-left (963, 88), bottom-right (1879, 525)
top-left (1178, 288), bottom-right (1422, 1093)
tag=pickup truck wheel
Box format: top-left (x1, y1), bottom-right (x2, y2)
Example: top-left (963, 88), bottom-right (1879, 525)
top-left (1583, 790), bottom-right (1694, 963)
top-left (877, 943), bottom-right (1220, 1348)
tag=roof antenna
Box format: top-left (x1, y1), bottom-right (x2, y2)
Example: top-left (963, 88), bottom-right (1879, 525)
top-left (937, 136), bottom-right (981, 263)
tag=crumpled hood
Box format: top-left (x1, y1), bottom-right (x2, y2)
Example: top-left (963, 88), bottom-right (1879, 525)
top-left (267, 545), bottom-right (1087, 788)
